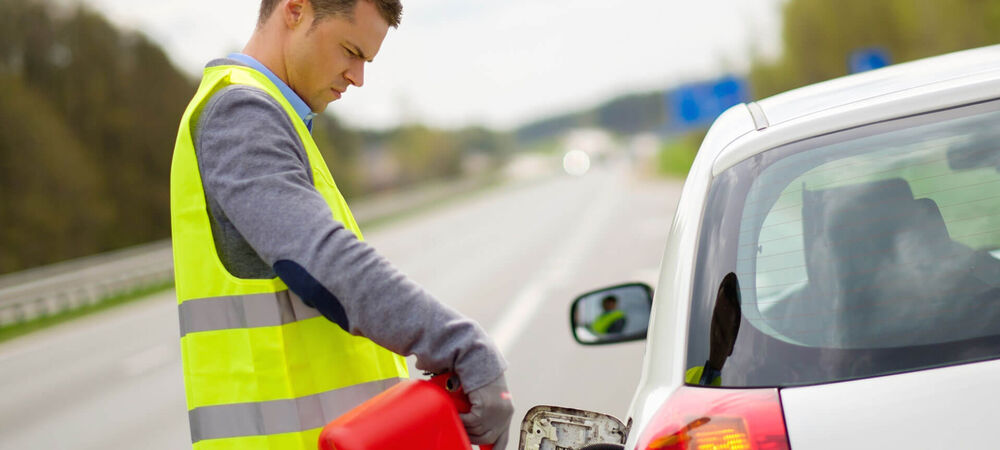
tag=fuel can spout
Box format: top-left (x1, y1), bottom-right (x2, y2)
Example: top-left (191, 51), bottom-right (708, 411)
top-left (319, 372), bottom-right (492, 450)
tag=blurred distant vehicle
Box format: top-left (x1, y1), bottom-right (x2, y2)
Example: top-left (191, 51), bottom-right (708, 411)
top-left (519, 44), bottom-right (1000, 449)
top-left (562, 149), bottom-right (592, 176)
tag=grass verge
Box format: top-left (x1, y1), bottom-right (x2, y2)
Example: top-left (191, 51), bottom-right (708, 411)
top-left (0, 280), bottom-right (173, 344)
top-left (657, 131), bottom-right (707, 177)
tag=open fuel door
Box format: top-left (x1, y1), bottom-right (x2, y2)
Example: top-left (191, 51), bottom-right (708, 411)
top-left (518, 405), bottom-right (627, 450)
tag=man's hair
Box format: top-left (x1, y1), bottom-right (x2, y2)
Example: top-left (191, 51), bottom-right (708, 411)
top-left (258, 0), bottom-right (402, 28)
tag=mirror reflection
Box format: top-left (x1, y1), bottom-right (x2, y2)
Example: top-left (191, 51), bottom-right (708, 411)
top-left (572, 283), bottom-right (652, 344)
top-left (685, 272), bottom-right (741, 386)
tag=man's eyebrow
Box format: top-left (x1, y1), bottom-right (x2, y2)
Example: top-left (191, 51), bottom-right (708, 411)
top-left (348, 42), bottom-right (373, 63)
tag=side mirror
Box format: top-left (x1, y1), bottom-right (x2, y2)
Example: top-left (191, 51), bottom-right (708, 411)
top-left (570, 282), bottom-right (652, 345)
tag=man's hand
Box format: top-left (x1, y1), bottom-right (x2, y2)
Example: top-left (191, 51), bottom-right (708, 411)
top-left (460, 374), bottom-right (514, 449)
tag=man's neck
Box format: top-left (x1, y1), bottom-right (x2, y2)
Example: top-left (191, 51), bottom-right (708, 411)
top-left (242, 29), bottom-right (289, 85)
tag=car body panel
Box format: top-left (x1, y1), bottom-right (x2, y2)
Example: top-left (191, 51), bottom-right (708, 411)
top-left (621, 44), bottom-right (1000, 450)
top-left (714, 65), bottom-right (1000, 176)
top-left (623, 104), bottom-right (756, 450)
top-left (755, 44), bottom-right (1000, 127)
top-left (780, 358), bottom-right (1000, 448)
top-left (715, 44), bottom-right (1000, 177)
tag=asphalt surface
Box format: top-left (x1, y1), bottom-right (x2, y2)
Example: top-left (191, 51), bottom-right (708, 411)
top-left (0, 159), bottom-right (682, 450)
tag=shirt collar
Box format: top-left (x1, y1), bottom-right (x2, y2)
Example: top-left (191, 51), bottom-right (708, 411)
top-left (227, 53), bottom-right (317, 130)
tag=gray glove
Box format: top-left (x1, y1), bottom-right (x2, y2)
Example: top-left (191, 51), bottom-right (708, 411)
top-left (460, 374), bottom-right (514, 449)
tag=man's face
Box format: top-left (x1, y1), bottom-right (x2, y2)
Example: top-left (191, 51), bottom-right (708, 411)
top-left (284, 0), bottom-right (389, 112)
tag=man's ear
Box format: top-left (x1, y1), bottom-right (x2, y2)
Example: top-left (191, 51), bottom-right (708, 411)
top-left (283, 0), bottom-right (308, 29)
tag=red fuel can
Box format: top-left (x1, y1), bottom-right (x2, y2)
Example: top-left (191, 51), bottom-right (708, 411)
top-left (318, 373), bottom-right (492, 450)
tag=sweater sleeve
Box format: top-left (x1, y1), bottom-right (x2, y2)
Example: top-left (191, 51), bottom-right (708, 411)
top-left (194, 85), bottom-right (506, 391)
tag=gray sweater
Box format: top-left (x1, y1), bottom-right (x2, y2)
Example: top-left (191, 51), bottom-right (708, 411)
top-left (192, 58), bottom-right (504, 391)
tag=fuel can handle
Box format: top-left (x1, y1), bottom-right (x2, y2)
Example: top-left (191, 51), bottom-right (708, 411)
top-left (318, 372), bottom-right (492, 450)
top-left (429, 372), bottom-right (493, 450)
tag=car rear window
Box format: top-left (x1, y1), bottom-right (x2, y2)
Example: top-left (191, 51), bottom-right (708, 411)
top-left (686, 100), bottom-right (1000, 387)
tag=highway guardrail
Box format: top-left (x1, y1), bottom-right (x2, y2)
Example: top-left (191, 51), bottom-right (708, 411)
top-left (0, 171), bottom-right (521, 328)
top-left (0, 240), bottom-right (174, 327)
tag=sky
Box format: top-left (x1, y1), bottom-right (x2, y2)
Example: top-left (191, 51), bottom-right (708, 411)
top-left (73, 0), bottom-right (785, 130)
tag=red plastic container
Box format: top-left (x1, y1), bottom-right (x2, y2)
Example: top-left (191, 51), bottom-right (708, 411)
top-left (319, 373), bottom-right (492, 450)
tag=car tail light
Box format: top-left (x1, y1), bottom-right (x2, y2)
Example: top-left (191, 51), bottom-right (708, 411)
top-left (636, 386), bottom-right (790, 450)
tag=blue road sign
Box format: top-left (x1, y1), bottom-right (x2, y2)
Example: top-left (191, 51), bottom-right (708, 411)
top-left (666, 75), bottom-right (750, 130)
top-left (849, 47), bottom-right (891, 73)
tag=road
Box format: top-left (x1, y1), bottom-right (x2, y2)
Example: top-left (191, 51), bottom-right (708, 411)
top-left (0, 159), bottom-right (682, 449)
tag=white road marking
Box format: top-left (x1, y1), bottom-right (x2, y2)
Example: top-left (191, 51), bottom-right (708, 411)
top-left (490, 170), bottom-right (623, 354)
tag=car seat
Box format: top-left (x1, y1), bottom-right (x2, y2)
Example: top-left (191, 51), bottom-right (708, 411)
top-left (800, 178), bottom-right (999, 347)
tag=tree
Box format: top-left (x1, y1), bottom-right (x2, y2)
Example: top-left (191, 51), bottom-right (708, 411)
top-left (0, 76), bottom-right (110, 272)
top-left (750, 0), bottom-right (1000, 99)
top-left (0, 0), bottom-right (194, 272)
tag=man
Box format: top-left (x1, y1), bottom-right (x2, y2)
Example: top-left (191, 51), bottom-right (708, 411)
top-left (590, 295), bottom-right (626, 335)
top-left (685, 272), bottom-right (742, 386)
top-left (170, 1), bottom-right (513, 449)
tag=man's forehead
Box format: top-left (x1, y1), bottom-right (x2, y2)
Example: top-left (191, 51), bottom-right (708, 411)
top-left (319, 1), bottom-right (388, 59)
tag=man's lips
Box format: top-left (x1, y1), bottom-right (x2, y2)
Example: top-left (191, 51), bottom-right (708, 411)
top-left (331, 87), bottom-right (344, 99)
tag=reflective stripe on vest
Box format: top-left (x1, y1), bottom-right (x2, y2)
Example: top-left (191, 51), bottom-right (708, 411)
top-left (189, 377), bottom-right (401, 442)
top-left (171, 65), bottom-right (408, 450)
top-left (684, 366), bottom-right (722, 386)
top-left (178, 292), bottom-right (321, 337)
top-left (592, 309), bottom-right (625, 334)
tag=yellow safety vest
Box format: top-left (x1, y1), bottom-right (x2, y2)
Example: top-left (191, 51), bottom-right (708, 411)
top-left (684, 366), bottom-right (722, 387)
top-left (171, 65), bottom-right (409, 450)
top-left (591, 310), bottom-right (626, 334)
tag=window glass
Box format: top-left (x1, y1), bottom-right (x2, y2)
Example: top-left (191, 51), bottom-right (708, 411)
top-left (687, 101), bottom-right (1000, 387)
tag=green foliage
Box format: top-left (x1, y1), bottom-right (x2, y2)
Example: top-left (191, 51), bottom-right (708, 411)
top-left (453, 126), bottom-right (514, 162)
top-left (657, 132), bottom-right (706, 177)
top-left (516, 91), bottom-right (666, 144)
top-left (0, 0), bottom-right (194, 273)
top-left (0, 75), bottom-right (109, 271)
top-left (388, 124), bottom-right (463, 185)
top-left (347, 124), bottom-right (514, 193)
top-left (312, 114), bottom-right (365, 197)
top-left (596, 93), bottom-right (667, 135)
top-left (750, 0), bottom-right (1000, 98)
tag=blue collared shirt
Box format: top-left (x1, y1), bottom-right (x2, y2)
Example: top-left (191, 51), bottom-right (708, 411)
top-left (227, 53), bottom-right (317, 131)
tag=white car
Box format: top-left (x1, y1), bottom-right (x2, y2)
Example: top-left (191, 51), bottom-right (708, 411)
top-left (519, 44), bottom-right (1000, 449)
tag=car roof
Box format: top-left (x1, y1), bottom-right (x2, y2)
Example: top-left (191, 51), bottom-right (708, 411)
top-left (755, 44), bottom-right (1000, 127)
top-left (709, 44), bottom-right (1000, 176)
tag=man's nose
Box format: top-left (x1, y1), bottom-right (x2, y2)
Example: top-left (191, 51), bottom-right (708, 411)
top-left (345, 60), bottom-right (365, 87)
